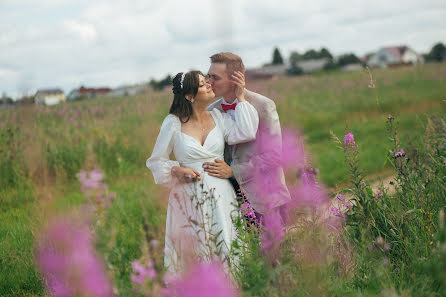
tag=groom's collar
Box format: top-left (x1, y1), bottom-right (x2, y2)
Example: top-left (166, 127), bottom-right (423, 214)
top-left (221, 98), bottom-right (238, 105)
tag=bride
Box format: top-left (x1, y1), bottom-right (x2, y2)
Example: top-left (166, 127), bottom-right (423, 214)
top-left (146, 70), bottom-right (259, 273)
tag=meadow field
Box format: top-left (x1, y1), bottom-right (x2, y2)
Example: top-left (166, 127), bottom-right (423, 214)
top-left (0, 63), bottom-right (445, 296)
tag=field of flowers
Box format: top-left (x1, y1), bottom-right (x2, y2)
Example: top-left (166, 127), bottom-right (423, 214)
top-left (0, 63), bottom-right (445, 296)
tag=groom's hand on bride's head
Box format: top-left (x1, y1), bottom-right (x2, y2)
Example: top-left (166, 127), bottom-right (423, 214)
top-left (203, 159), bottom-right (233, 179)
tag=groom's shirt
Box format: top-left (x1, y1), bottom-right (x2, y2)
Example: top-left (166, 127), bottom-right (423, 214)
top-left (221, 98), bottom-right (238, 165)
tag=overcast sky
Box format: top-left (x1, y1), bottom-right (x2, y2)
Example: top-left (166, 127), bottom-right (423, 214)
top-left (1, 0), bottom-right (445, 98)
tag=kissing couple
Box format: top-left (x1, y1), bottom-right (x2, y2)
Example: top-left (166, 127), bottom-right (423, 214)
top-left (146, 52), bottom-right (291, 274)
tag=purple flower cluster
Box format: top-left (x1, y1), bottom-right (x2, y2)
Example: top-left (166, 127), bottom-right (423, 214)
top-left (261, 211), bottom-right (285, 253)
top-left (330, 207), bottom-right (346, 218)
top-left (373, 190), bottom-right (383, 201)
top-left (77, 169), bottom-right (108, 191)
top-left (77, 168), bottom-right (116, 209)
top-left (240, 202), bottom-right (256, 223)
top-left (247, 125), bottom-right (336, 258)
top-left (36, 219), bottom-right (114, 297)
top-left (131, 260), bottom-right (157, 284)
top-left (344, 132), bottom-right (358, 152)
top-left (394, 149), bottom-right (405, 158)
top-left (161, 261), bottom-right (238, 297)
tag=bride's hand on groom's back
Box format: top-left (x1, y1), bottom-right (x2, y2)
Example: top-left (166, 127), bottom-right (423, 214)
top-left (171, 166), bottom-right (201, 183)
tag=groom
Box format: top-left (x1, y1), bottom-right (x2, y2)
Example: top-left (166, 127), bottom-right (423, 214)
top-left (203, 52), bottom-right (291, 219)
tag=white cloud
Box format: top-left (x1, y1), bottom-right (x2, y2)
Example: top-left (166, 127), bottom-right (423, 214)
top-left (64, 20), bottom-right (97, 42)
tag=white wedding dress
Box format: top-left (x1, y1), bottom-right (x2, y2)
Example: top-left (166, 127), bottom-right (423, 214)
top-left (146, 102), bottom-right (259, 274)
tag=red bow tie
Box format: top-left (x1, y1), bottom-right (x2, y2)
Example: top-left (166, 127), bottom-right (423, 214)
top-left (221, 102), bottom-right (237, 111)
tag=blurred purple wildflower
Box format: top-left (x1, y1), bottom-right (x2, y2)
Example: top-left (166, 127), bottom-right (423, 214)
top-left (260, 210), bottom-right (285, 254)
top-left (131, 260), bottom-right (157, 285)
top-left (36, 218), bottom-right (114, 297)
top-left (336, 193), bottom-right (345, 202)
top-left (344, 201), bottom-right (353, 209)
top-left (360, 181), bottom-right (367, 190)
top-left (373, 190), bottom-right (383, 201)
top-left (150, 239), bottom-right (159, 248)
top-left (77, 169), bottom-right (107, 191)
top-left (300, 167), bottom-right (319, 185)
top-left (394, 149), bottom-right (405, 158)
top-left (162, 261), bottom-right (238, 297)
top-left (330, 207), bottom-right (346, 218)
top-left (288, 183), bottom-right (329, 209)
top-left (281, 128), bottom-right (307, 169)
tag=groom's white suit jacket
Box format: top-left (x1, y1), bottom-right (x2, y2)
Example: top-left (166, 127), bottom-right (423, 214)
top-left (207, 89), bottom-right (291, 214)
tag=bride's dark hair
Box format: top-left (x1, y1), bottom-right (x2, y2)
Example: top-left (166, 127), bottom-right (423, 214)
top-left (169, 70), bottom-right (203, 123)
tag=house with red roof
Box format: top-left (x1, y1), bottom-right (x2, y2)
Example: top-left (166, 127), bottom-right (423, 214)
top-left (67, 86), bottom-right (112, 100)
top-left (367, 46), bottom-right (424, 68)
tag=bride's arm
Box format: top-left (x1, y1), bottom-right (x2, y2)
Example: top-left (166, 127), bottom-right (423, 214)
top-left (146, 115), bottom-right (181, 188)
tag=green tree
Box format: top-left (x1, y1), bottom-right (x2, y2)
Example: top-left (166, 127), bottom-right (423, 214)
top-left (289, 51), bottom-right (303, 64)
top-left (149, 74), bottom-right (172, 91)
top-left (426, 42), bottom-right (446, 62)
top-left (323, 60), bottom-right (339, 71)
top-left (320, 47), bottom-right (333, 60)
top-left (302, 49), bottom-right (319, 60)
top-left (337, 53), bottom-right (361, 67)
top-left (287, 62), bottom-right (304, 76)
top-left (272, 47), bottom-right (284, 65)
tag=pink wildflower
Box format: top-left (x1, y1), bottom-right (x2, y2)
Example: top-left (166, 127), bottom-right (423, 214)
top-left (162, 261), bottom-right (238, 297)
top-left (394, 149), bottom-right (405, 158)
top-left (36, 218), bottom-right (114, 297)
top-left (344, 132), bottom-right (355, 147)
top-left (336, 193), bottom-right (345, 202)
top-left (330, 207), bottom-right (346, 218)
top-left (77, 169), bottom-right (107, 191)
top-left (344, 201), bottom-right (353, 209)
top-left (240, 202), bottom-right (256, 222)
top-left (131, 260), bottom-right (157, 284)
top-left (261, 210), bottom-right (285, 254)
top-left (373, 190), bottom-right (383, 201)
top-left (150, 239), bottom-right (159, 248)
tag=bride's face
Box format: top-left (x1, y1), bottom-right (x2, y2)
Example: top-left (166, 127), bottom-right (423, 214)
top-left (193, 74), bottom-right (215, 103)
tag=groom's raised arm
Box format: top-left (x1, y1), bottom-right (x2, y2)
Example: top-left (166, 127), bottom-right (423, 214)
top-left (231, 99), bottom-right (283, 183)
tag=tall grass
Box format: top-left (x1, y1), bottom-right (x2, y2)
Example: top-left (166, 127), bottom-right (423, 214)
top-left (0, 63), bottom-right (445, 296)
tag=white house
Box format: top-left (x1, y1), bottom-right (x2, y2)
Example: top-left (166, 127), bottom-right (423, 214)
top-left (107, 83), bottom-right (151, 97)
top-left (34, 89), bottom-right (66, 106)
top-left (245, 58), bottom-right (330, 79)
top-left (368, 46), bottom-right (424, 68)
top-left (296, 58), bottom-right (330, 73)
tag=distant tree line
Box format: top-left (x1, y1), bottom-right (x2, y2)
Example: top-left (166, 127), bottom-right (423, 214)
top-left (268, 47), bottom-right (362, 76)
top-left (268, 41), bottom-right (445, 76)
top-left (0, 92), bottom-right (14, 104)
top-left (424, 42), bottom-right (446, 62)
top-left (149, 74), bottom-right (172, 91)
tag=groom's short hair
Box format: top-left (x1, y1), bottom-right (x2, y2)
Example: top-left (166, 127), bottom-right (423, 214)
top-left (210, 52), bottom-right (245, 75)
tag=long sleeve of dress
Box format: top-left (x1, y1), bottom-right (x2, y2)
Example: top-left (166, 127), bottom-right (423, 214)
top-left (146, 115), bottom-right (180, 188)
top-left (218, 101), bottom-right (259, 145)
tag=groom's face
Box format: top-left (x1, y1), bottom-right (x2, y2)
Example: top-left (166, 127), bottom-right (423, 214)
top-left (207, 63), bottom-right (232, 98)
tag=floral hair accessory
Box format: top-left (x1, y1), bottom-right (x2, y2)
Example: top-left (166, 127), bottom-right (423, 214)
top-left (180, 72), bottom-right (186, 89)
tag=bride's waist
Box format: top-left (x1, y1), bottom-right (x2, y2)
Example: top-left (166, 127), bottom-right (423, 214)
top-left (179, 157), bottom-right (223, 171)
